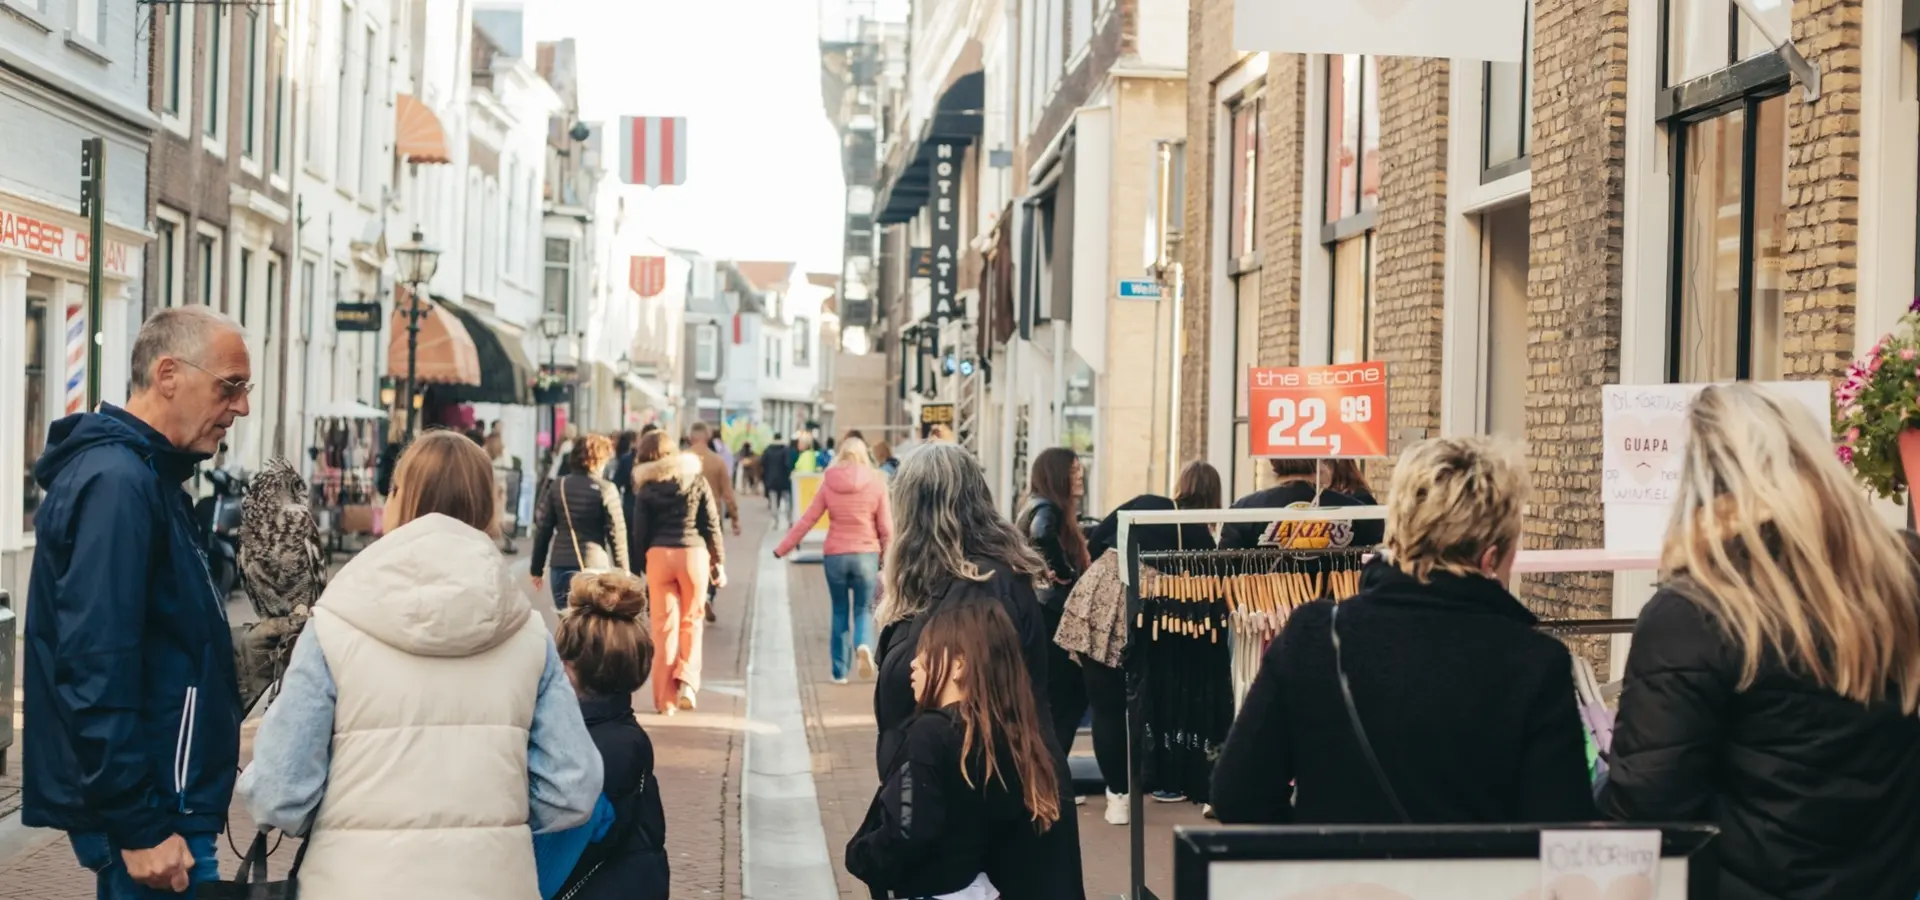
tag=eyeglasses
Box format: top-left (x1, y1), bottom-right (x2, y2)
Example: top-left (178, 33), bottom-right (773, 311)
top-left (172, 357), bottom-right (254, 400)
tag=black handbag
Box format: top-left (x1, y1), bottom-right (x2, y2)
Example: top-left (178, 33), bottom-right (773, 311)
top-left (198, 830), bottom-right (307, 900)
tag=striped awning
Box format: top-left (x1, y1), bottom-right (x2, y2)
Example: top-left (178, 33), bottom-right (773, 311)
top-left (395, 93), bottom-right (451, 165)
top-left (386, 288), bottom-right (481, 385)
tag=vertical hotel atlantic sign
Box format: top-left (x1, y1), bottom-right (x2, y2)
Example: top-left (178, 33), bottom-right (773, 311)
top-left (929, 141), bottom-right (962, 321)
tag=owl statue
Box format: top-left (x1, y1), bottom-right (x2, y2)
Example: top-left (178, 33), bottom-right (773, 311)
top-left (236, 457), bottom-right (326, 711)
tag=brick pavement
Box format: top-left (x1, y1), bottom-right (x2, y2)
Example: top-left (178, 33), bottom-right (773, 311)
top-left (785, 555), bottom-right (1207, 900)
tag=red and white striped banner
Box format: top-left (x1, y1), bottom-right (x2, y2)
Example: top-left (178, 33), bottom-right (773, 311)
top-left (618, 116), bottom-right (687, 187)
top-left (64, 302), bottom-right (86, 414)
top-left (630, 255), bottom-right (667, 298)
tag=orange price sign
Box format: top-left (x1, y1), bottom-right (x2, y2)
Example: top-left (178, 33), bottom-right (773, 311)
top-left (1248, 361), bottom-right (1389, 458)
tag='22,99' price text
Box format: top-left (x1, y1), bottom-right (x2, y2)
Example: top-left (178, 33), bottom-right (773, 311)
top-left (1248, 361), bottom-right (1389, 459)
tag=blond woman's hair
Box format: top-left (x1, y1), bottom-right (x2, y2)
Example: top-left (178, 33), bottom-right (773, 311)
top-left (389, 430), bottom-right (499, 537)
top-left (1663, 383), bottom-right (1920, 711)
top-left (833, 436), bottom-right (874, 468)
top-left (1383, 436), bottom-right (1528, 583)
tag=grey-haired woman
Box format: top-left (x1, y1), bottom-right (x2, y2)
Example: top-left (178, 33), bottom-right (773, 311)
top-left (870, 444), bottom-right (1086, 900)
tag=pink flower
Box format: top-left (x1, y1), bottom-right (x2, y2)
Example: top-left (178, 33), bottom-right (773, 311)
top-left (1847, 428), bottom-right (1861, 444)
top-left (1871, 355), bottom-right (1886, 373)
top-left (1902, 348), bottom-right (1916, 362)
top-left (1838, 445), bottom-right (1856, 465)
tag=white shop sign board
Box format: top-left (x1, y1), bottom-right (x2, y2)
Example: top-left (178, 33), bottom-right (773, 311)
top-left (1204, 855), bottom-right (1687, 899)
top-left (1602, 382), bottom-right (1831, 553)
top-left (1234, 0), bottom-right (1528, 62)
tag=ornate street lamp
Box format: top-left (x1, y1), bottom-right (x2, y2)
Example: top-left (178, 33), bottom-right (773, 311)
top-left (393, 227), bottom-right (441, 440)
top-left (540, 310), bottom-right (567, 462)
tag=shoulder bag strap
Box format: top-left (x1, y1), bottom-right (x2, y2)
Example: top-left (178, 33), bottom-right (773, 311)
top-left (1329, 602), bottom-right (1412, 823)
top-left (556, 477), bottom-right (585, 565)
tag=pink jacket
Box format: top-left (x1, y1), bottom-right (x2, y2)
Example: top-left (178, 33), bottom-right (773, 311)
top-left (776, 465), bottom-right (893, 557)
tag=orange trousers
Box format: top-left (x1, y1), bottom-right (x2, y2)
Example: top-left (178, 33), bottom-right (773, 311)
top-left (646, 546), bottom-right (710, 712)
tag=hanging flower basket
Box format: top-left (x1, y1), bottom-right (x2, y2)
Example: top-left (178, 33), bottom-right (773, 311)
top-left (1834, 298), bottom-right (1920, 500)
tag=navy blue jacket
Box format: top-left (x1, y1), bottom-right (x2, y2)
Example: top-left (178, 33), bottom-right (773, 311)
top-left (22, 405), bottom-right (241, 850)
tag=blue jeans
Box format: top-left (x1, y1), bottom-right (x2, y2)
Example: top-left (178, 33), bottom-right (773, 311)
top-left (823, 553), bottom-right (879, 680)
top-left (70, 832), bottom-right (219, 899)
top-left (549, 566), bottom-right (580, 609)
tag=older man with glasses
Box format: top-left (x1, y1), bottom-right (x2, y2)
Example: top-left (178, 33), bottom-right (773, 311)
top-left (21, 305), bottom-right (253, 898)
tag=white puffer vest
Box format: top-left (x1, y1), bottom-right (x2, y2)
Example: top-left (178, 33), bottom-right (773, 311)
top-left (299, 513), bottom-right (549, 900)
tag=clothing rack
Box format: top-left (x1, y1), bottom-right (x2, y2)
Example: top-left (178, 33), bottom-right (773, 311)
top-left (1117, 505), bottom-right (1651, 900)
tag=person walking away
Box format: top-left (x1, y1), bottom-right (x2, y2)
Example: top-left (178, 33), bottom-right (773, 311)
top-left (688, 422), bottom-right (742, 623)
top-left (737, 442), bottom-right (762, 495)
top-left (1210, 436), bottom-right (1595, 825)
top-left (1016, 448), bottom-right (1092, 777)
top-left (1219, 458), bottom-right (1381, 550)
top-left (847, 602), bottom-right (1063, 900)
top-left (239, 431), bottom-right (599, 894)
top-left (238, 430), bottom-right (605, 899)
top-left (761, 433), bottom-right (794, 523)
top-left (872, 440), bottom-right (899, 479)
top-left (793, 432), bottom-right (826, 475)
top-left (774, 437), bottom-right (893, 683)
top-left (1071, 461), bottom-right (1222, 824)
top-left (1600, 384), bottom-right (1920, 900)
top-left (531, 435), bottom-right (630, 608)
top-left (874, 444), bottom-right (1086, 900)
top-left (627, 431), bottom-right (727, 714)
top-left (609, 431), bottom-right (638, 505)
top-left (486, 420), bottom-right (506, 462)
top-left (548, 571), bottom-right (671, 900)
top-left (23, 307), bottom-right (253, 897)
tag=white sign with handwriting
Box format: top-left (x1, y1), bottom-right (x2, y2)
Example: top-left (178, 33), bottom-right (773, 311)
top-left (1539, 830), bottom-right (1662, 900)
top-left (1601, 382), bottom-right (1831, 552)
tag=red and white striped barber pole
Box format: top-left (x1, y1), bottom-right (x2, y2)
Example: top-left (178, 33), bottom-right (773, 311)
top-left (617, 116), bottom-right (688, 187)
top-left (65, 302), bottom-right (87, 414)
top-left (630, 255), bottom-right (667, 298)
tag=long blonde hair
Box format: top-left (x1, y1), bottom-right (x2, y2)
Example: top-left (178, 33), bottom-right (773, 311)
top-left (1663, 383), bottom-right (1920, 711)
top-left (833, 436), bottom-right (874, 468)
top-left (880, 443), bottom-right (1048, 625)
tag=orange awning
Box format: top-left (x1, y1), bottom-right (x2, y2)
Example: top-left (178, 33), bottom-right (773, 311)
top-left (395, 93), bottom-right (451, 165)
top-left (387, 288), bottom-right (482, 386)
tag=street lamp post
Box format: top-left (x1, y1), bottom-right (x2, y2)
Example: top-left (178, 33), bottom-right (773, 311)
top-left (617, 353), bottom-right (633, 431)
top-left (540, 310), bottom-right (567, 465)
top-left (393, 228), bottom-right (442, 442)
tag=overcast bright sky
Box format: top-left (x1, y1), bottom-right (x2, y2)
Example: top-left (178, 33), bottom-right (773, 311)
top-left (525, 0), bottom-right (850, 276)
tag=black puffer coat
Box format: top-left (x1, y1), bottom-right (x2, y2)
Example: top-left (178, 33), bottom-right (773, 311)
top-left (559, 693), bottom-right (669, 900)
top-left (1600, 583), bottom-right (1920, 900)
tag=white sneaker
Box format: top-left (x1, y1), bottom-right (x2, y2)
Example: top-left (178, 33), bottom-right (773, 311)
top-left (832, 676), bottom-right (850, 685)
top-left (855, 645), bottom-right (876, 679)
top-left (677, 683), bottom-right (697, 711)
top-left (1104, 791), bottom-right (1130, 826)
top-left (1074, 794), bottom-right (1087, 807)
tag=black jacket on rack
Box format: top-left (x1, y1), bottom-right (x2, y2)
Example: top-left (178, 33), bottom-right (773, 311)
top-left (873, 561), bottom-right (1086, 900)
top-left (1600, 583), bottom-right (1920, 900)
top-left (1218, 482), bottom-right (1382, 551)
top-left (1087, 494), bottom-right (1217, 559)
top-left (1210, 560), bottom-right (1597, 826)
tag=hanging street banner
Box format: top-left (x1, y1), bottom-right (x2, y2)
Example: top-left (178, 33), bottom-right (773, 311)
top-left (618, 116), bottom-right (688, 187)
top-left (1235, 0), bottom-right (1526, 62)
top-left (1601, 381), bottom-right (1830, 552)
top-left (1247, 361), bottom-right (1389, 459)
top-left (630, 255), bottom-right (667, 298)
top-left (928, 141), bottom-right (962, 321)
top-left (334, 302), bottom-right (383, 332)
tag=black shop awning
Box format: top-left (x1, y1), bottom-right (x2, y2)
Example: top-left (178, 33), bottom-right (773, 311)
top-left (875, 71), bottom-right (984, 225)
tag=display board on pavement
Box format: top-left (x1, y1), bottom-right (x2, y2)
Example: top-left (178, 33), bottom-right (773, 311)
top-left (1601, 381), bottom-right (1831, 552)
top-left (1248, 361), bottom-right (1389, 458)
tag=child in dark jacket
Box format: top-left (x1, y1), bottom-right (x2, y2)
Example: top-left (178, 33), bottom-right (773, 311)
top-left (551, 572), bottom-right (670, 900)
top-left (846, 600), bottom-right (1063, 900)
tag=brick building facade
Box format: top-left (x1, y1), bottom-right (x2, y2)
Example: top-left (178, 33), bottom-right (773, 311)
top-left (1177, 0), bottom-right (1908, 624)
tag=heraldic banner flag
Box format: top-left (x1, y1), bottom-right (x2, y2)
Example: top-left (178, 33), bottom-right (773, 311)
top-left (619, 116), bottom-right (688, 187)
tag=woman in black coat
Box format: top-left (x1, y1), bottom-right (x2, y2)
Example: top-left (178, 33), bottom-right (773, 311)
top-left (1017, 448), bottom-right (1093, 757)
top-left (873, 443), bottom-right (1086, 900)
top-left (1599, 384), bottom-right (1920, 900)
top-left (1210, 436), bottom-right (1596, 826)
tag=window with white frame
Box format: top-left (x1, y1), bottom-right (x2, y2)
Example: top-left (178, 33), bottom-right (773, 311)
top-left (359, 24), bottom-right (377, 198)
top-left (1070, 0), bottom-right (1092, 53)
top-left (1325, 54), bottom-right (1380, 366)
top-left (204, 6), bottom-right (229, 145)
top-left (1483, 202), bottom-right (1531, 439)
top-left (161, 0), bottom-right (191, 125)
top-left (1226, 89), bottom-right (1264, 500)
top-left (243, 8), bottom-right (265, 161)
top-left (335, 2), bottom-right (353, 182)
top-left (196, 225), bottom-right (224, 309)
top-left (156, 209), bottom-right (185, 308)
top-left (1482, 0), bottom-right (1534, 181)
top-left (504, 160), bottom-right (520, 278)
top-left (483, 177), bottom-right (500, 297)
top-left (695, 323), bottom-right (720, 379)
top-left (544, 238), bottom-right (572, 320)
top-left (303, 0), bottom-right (323, 166)
top-left (1661, 0), bottom-right (1791, 382)
top-left (793, 317), bottom-right (812, 367)
top-left (465, 171), bottom-right (483, 290)
top-left (238, 249), bottom-right (254, 326)
top-left (72, 0), bottom-right (102, 46)
top-left (272, 33), bottom-right (289, 177)
top-left (300, 258), bottom-right (317, 342)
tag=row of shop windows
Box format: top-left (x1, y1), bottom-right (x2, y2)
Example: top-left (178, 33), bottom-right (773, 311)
top-left (1218, 0), bottom-right (1802, 492)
